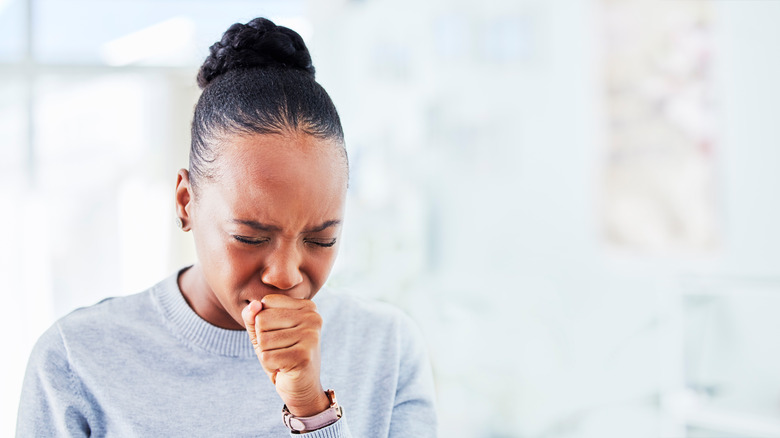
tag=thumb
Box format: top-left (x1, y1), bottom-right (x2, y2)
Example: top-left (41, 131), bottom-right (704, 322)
top-left (241, 300), bottom-right (263, 350)
top-left (241, 300), bottom-right (278, 385)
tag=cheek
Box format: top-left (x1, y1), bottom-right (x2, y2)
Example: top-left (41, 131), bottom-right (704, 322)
top-left (306, 250), bottom-right (339, 288)
top-left (191, 224), bottom-right (251, 286)
top-left (191, 225), bottom-right (227, 269)
top-left (223, 246), bottom-right (262, 280)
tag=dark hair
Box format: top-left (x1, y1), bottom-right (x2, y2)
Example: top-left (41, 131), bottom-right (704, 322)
top-left (190, 17), bottom-right (346, 187)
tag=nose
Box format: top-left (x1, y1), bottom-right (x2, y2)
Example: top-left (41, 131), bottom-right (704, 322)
top-left (260, 243), bottom-right (304, 291)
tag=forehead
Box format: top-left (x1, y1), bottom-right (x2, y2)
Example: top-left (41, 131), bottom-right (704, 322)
top-left (203, 133), bottom-right (347, 224)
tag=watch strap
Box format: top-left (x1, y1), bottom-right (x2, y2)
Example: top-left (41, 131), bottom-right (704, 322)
top-left (282, 389), bottom-right (343, 433)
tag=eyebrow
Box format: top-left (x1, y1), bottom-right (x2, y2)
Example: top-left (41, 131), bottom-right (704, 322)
top-left (303, 220), bottom-right (342, 233)
top-left (231, 219), bottom-right (341, 234)
top-left (231, 219), bottom-right (281, 232)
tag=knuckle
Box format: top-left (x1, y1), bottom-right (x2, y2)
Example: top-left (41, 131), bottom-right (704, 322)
top-left (259, 350), bottom-right (275, 364)
top-left (304, 311), bottom-right (323, 328)
top-left (256, 315), bottom-right (274, 331)
top-left (304, 328), bottom-right (320, 341)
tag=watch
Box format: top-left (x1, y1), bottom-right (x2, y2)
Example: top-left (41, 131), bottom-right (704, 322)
top-left (282, 389), bottom-right (343, 434)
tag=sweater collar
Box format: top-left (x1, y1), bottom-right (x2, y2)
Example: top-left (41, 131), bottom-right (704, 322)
top-left (152, 268), bottom-right (256, 358)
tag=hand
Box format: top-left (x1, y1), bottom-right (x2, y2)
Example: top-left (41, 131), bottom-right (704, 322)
top-left (241, 295), bottom-right (331, 417)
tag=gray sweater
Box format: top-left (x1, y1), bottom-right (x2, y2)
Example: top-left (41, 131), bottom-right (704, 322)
top-left (16, 270), bottom-right (437, 437)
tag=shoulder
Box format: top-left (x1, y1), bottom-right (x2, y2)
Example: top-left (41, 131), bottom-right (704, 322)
top-left (56, 289), bottom-right (155, 337)
top-left (315, 289), bottom-right (426, 354)
top-left (316, 289), bottom-right (415, 330)
top-left (26, 278), bottom-right (174, 389)
top-left (42, 277), bottom-right (170, 361)
top-left (24, 291), bottom-right (154, 390)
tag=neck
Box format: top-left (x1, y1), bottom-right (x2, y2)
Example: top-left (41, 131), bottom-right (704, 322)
top-left (178, 264), bottom-right (244, 330)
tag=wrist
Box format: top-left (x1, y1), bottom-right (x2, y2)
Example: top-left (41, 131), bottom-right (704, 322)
top-left (284, 389), bottom-right (331, 417)
top-left (283, 389), bottom-right (343, 434)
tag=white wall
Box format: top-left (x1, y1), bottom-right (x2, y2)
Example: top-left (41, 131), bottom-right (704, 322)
top-left (313, 0), bottom-right (780, 436)
top-left (3, 0), bottom-right (780, 436)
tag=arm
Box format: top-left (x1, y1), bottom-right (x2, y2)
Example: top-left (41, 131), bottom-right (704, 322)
top-left (242, 297), bottom-right (353, 437)
top-left (16, 324), bottom-right (91, 438)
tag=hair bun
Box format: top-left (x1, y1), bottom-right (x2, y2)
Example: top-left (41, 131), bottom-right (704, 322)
top-left (197, 17), bottom-right (315, 89)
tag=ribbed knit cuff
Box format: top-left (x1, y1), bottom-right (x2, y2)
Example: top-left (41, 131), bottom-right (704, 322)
top-left (293, 416), bottom-right (351, 437)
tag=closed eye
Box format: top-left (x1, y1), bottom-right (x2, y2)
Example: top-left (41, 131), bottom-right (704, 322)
top-left (306, 238), bottom-right (337, 248)
top-left (233, 236), bottom-right (269, 245)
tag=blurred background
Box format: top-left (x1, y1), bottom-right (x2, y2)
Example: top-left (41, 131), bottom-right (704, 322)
top-left (2, 0), bottom-right (780, 436)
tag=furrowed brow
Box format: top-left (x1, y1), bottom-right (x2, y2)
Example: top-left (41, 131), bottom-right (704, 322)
top-left (303, 220), bottom-right (341, 233)
top-left (231, 219), bottom-right (282, 232)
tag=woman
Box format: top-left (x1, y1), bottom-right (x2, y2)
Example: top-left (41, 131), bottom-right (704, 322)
top-left (17, 17), bottom-right (437, 437)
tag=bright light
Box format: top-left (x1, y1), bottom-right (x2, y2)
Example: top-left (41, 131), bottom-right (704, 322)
top-left (273, 16), bottom-right (313, 45)
top-left (100, 17), bottom-right (195, 66)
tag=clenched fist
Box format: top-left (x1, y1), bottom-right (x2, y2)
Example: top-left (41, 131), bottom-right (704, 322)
top-left (241, 295), bottom-right (331, 417)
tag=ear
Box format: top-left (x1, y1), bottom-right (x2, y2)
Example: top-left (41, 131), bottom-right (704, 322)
top-left (175, 169), bottom-right (194, 232)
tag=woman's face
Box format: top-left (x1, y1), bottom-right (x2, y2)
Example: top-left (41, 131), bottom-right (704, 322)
top-left (178, 132), bottom-right (348, 329)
